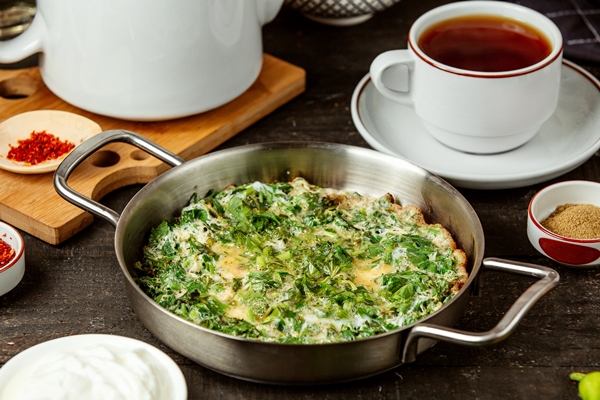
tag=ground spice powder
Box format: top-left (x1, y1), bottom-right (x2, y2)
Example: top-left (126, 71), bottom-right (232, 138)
top-left (7, 130), bottom-right (75, 165)
top-left (541, 203), bottom-right (600, 239)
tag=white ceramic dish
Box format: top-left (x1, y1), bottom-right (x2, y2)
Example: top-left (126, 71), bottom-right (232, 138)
top-left (0, 221), bottom-right (24, 296)
top-left (351, 59), bottom-right (600, 190)
top-left (0, 110), bottom-right (102, 174)
top-left (285, 0), bottom-right (401, 26)
top-left (0, 334), bottom-right (187, 399)
top-left (528, 180), bottom-right (600, 268)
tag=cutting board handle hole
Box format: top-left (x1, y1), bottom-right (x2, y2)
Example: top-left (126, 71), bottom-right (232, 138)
top-left (130, 150), bottom-right (150, 161)
top-left (89, 150), bottom-right (120, 168)
top-left (0, 77), bottom-right (38, 100)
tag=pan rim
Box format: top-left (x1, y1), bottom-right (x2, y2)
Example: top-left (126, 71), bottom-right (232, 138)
top-left (115, 141), bottom-right (485, 347)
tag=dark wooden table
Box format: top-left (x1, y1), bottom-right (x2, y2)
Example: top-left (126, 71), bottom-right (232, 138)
top-left (2, 1), bottom-right (600, 399)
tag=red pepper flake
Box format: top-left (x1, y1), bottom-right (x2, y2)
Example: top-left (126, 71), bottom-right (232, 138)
top-left (0, 237), bottom-right (15, 268)
top-left (7, 130), bottom-right (75, 165)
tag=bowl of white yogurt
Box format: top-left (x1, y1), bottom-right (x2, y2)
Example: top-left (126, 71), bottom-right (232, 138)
top-left (0, 334), bottom-right (187, 399)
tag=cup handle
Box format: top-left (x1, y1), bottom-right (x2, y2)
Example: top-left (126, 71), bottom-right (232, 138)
top-left (369, 50), bottom-right (415, 107)
top-left (0, 11), bottom-right (44, 63)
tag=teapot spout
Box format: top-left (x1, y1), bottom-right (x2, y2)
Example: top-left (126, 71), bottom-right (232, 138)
top-left (257, 0), bottom-right (284, 25)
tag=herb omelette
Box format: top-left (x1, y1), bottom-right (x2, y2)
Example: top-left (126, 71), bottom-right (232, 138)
top-left (135, 177), bottom-right (468, 344)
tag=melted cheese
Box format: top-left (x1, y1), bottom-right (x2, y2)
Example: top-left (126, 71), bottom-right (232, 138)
top-left (212, 243), bottom-right (248, 280)
top-left (353, 259), bottom-right (393, 291)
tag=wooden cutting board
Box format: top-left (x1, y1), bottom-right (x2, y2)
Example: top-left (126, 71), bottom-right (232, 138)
top-left (0, 54), bottom-right (305, 245)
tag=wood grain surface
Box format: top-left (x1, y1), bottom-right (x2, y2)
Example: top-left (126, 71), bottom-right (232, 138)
top-left (0, 54), bottom-right (305, 245)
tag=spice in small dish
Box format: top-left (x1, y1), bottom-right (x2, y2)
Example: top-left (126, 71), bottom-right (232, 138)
top-left (0, 235), bottom-right (15, 268)
top-left (541, 203), bottom-right (600, 239)
top-left (7, 130), bottom-right (75, 165)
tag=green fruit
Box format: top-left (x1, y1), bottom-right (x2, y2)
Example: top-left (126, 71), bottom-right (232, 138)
top-left (571, 372), bottom-right (600, 400)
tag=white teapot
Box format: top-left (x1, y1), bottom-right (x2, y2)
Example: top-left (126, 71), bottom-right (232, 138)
top-left (0, 0), bottom-right (283, 120)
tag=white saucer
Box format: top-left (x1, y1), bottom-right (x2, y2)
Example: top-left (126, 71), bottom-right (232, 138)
top-left (351, 59), bottom-right (600, 190)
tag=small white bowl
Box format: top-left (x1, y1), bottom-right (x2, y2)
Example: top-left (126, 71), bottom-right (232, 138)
top-left (0, 221), bottom-right (25, 296)
top-left (527, 180), bottom-right (600, 268)
top-left (284, 0), bottom-right (402, 26)
top-left (0, 334), bottom-right (187, 399)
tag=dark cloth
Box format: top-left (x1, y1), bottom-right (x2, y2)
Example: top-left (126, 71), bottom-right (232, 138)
top-left (507, 0), bottom-right (600, 64)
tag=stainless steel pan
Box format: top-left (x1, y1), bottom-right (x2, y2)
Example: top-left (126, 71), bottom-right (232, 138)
top-left (54, 130), bottom-right (559, 385)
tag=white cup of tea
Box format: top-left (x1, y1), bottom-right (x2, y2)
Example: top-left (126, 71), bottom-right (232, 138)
top-left (370, 1), bottom-right (563, 154)
top-left (0, 0), bottom-right (284, 121)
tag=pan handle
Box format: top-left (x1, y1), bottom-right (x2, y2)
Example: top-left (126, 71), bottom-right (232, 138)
top-left (401, 257), bottom-right (559, 363)
top-left (54, 129), bottom-right (185, 227)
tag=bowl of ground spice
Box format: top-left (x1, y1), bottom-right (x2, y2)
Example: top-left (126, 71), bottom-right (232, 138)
top-left (0, 221), bottom-right (25, 296)
top-left (528, 180), bottom-right (600, 267)
top-left (0, 110), bottom-right (102, 174)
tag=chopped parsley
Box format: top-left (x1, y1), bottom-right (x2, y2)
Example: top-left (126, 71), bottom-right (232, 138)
top-left (135, 177), bottom-right (468, 344)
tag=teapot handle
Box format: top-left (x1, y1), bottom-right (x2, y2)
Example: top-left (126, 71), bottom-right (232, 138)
top-left (0, 11), bottom-right (44, 63)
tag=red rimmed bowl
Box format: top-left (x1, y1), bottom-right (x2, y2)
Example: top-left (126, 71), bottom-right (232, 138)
top-left (0, 221), bottom-right (25, 296)
top-left (528, 180), bottom-right (600, 268)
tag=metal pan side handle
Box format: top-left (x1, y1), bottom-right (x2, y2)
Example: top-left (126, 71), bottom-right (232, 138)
top-left (54, 129), bottom-right (185, 227)
top-left (401, 257), bottom-right (559, 363)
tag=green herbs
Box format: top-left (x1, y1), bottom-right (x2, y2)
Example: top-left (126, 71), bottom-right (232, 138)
top-left (135, 178), bottom-right (468, 344)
